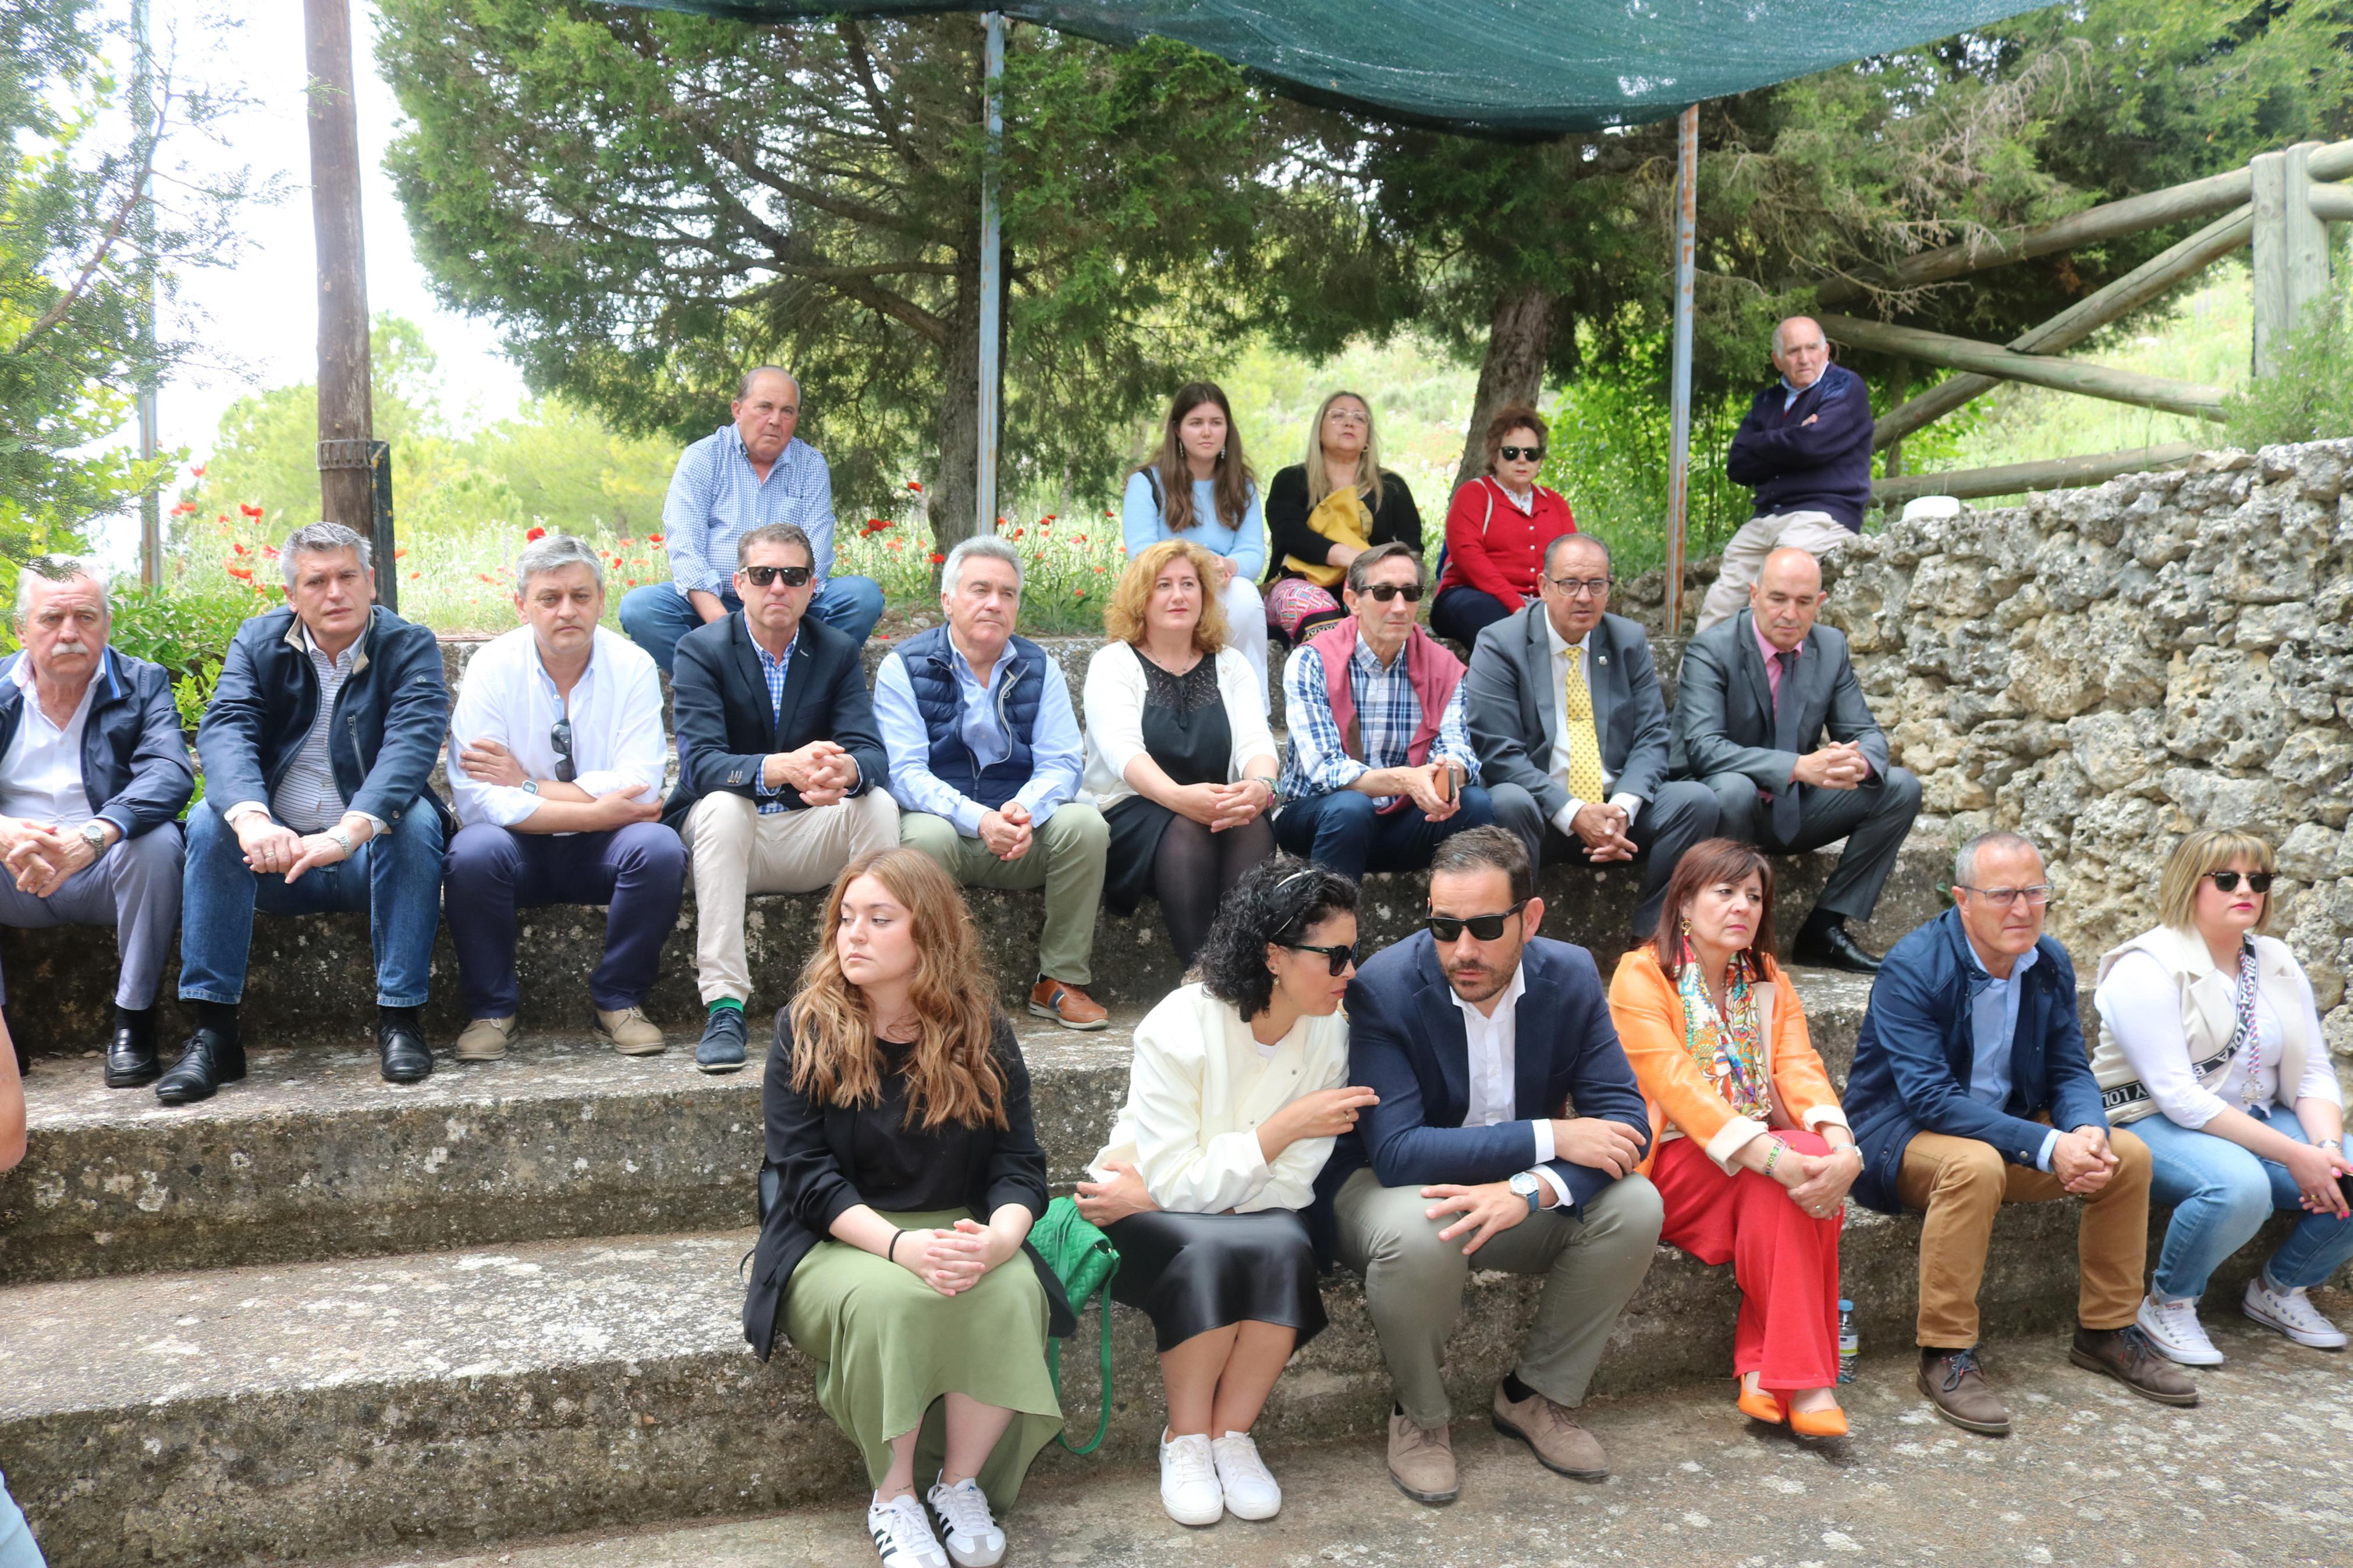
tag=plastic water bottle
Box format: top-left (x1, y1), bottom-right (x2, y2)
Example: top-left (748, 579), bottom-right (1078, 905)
top-left (1837, 1300), bottom-right (1859, 1385)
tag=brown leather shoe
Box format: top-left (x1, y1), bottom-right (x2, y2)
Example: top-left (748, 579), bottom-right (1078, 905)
top-left (1386, 1412), bottom-right (1457, 1505)
top-left (1917, 1347), bottom-right (2011, 1435)
top-left (1491, 1379), bottom-right (1609, 1480)
top-left (2070, 1325), bottom-right (2200, 1407)
top-left (1028, 977), bottom-right (1108, 1030)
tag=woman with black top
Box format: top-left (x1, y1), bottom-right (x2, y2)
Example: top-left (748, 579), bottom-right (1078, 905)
top-left (1262, 390), bottom-right (1424, 643)
top-left (1082, 539), bottom-right (1280, 966)
top-left (746, 847), bottom-right (1070, 1568)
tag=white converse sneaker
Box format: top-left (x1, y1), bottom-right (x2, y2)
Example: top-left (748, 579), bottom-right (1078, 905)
top-left (2136, 1293), bottom-right (2224, 1366)
top-left (1210, 1430), bottom-right (1282, 1520)
top-left (925, 1473), bottom-right (1006, 1567)
top-left (2243, 1274), bottom-right (2350, 1349)
top-left (867, 1492), bottom-right (949, 1568)
top-left (1158, 1430), bottom-right (1223, 1526)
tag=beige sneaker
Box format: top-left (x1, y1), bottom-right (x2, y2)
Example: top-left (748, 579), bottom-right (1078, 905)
top-left (453, 1016), bottom-right (517, 1062)
top-left (595, 1006), bottom-right (665, 1056)
top-left (1386, 1412), bottom-right (1457, 1505)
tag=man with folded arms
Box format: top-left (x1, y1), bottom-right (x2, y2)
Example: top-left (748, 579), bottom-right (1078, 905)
top-left (1844, 830), bottom-right (2195, 1434)
top-left (444, 533), bottom-right (685, 1063)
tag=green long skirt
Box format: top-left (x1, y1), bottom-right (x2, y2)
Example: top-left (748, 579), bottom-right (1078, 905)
top-left (782, 1208), bottom-right (1064, 1504)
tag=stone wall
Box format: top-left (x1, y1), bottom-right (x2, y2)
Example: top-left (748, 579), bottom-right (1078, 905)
top-left (1825, 437), bottom-right (2353, 1062)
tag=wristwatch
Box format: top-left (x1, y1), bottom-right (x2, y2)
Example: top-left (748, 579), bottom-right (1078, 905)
top-left (1508, 1171), bottom-right (1543, 1214)
top-left (326, 827), bottom-right (355, 855)
top-left (520, 780), bottom-right (541, 796)
top-left (79, 821), bottom-right (109, 855)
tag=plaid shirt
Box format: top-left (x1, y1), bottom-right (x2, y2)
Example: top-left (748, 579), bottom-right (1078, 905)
top-left (661, 425), bottom-right (836, 597)
top-left (752, 627), bottom-right (797, 814)
top-left (1277, 632), bottom-right (1479, 809)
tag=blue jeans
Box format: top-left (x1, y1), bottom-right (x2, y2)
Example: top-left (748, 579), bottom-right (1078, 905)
top-left (178, 798), bottom-right (445, 1009)
top-left (1272, 785), bottom-right (1497, 883)
top-left (2135, 1104), bottom-right (2353, 1299)
top-left (617, 578), bottom-right (886, 673)
top-left (0, 1468), bottom-right (48, 1568)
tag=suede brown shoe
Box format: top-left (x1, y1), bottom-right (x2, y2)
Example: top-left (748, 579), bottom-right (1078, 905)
top-left (1918, 1347), bottom-right (2010, 1435)
top-left (2070, 1324), bottom-right (2200, 1407)
top-left (1028, 977), bottom-right (1108, 1030)
top-left (1385, 1413), bottom-right (1457, 1505)
top-left (1491, 1379), bottom-right (1609, 1480)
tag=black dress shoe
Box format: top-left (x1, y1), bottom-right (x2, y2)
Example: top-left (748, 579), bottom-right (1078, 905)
top-left (104, 1007), bottom-right (161, 1088)
top-left (379, 1020), bottom-right (434, 1083)
top-left (1792, 920), bottom-right (1883, 974)
top-left (155, 1027), bottom-right (246, 1105)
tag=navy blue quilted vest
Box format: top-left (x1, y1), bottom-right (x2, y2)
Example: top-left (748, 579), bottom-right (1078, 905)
top-left (897, 624), bottom-right (1045, 811)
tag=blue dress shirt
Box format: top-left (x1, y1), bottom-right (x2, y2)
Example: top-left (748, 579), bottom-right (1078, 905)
top-left (1964, 940), bottom-right (2058, 1171)
top-left (872, 635), bottom-right (1084, 835)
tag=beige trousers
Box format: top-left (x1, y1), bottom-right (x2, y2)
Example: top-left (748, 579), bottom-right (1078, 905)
top-left (689, 790), bottom-right (900, 1004)
top-left (1694, 510), bottom-right (1857, 632)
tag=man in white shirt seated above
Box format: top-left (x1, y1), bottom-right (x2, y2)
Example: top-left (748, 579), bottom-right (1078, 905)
top-left (443, 534), bottom-right (686, 1062)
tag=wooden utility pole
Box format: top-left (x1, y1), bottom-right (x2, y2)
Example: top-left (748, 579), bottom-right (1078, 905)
top-left (303, 0), bottom-right (384, 599)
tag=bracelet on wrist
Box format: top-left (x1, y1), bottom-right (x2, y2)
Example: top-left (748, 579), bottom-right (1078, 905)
top-left (887, 1230), bottom-right (903, 1263)
top-left (1762, 1138), bottom-right (1784, 1177)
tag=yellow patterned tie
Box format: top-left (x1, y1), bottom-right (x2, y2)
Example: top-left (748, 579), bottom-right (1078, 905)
top-left (1562, 648), bottom-right (1607, 801)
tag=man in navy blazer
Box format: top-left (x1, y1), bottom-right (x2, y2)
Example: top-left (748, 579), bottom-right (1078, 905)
top-left (1332, 826), bottom-right (1660, 1505)
top-left (665, 522), bottom-right (896, 1071)
top-left (1846, 830), bottom-right (2192, 1436)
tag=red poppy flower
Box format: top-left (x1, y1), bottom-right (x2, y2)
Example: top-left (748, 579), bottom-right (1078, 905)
top-left (409, 571), bottom-right (420, 581)
top-left (189, 464), bottom-right (207, 479)
top-left (238, 503), bottom-right (263, 518)
top-left (928, 552), bottom-right (946, 565)
top-left (231, 542), bottom-right (247, 555)
top-left (1010, 529), bottom-right (1024, 541)
top-left (907, 480), bottom-right (922, 492)
top-left (215, 514), bottom-right (228, 524)
top-left (393, 549), bottom-right (407, 559)
top-left (525, 526), bottom-right (547, 542)
top-left (226, 566), bottom-right (253, 581)
top-left (617, 537), bottom-right (633, 547)
top-left (648, 533), bottom-right (664, 545)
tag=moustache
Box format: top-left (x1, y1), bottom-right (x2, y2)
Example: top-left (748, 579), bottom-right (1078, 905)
top-left (52, 640), bottom-right (89, 655)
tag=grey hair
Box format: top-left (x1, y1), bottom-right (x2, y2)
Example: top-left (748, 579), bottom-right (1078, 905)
top-left (280, 521), bottom-right (373, 585)
top-left (514, 533), bottom-right (604, 596)
top-left (1771, 316), bottom-right (1825, 357)
top-left (1545, 532), bottom-right (1612, 574)
top-left (1345, 539), bottom-right (1426, 596)
top-left (736, 365), bottom-right (800, 402)
top-left (942, 535), bottom-right (1023, 596)
top-left (1954, 829), bottom-right (2040, 888)
top-left (736, 522), bottom-right (813, 568)
top-left (14, 554), bottom-right (112, 621)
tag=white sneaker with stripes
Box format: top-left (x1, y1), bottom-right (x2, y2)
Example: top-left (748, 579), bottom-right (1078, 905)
top-left (925, 1473), bottom-right (1007, 1567)
top-left (867, 1492), bottom-right (948, 1568)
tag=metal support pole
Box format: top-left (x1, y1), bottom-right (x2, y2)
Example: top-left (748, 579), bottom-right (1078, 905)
top-left (975, 12), bottom-right (1005, 538)
top-left (1664, 104), bottom-right (1698, 638)
top-left (133, 0), bottom-right (159, 586)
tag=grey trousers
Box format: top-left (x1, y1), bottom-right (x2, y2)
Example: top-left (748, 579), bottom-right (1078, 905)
top-left (1488, 778), bottom-right (1722, 937)
top-left (0, 824), bottom-right (183, 1009)
top-left (1700, 765), bottom-right (1922, 923)
top-left (1334, 1165), bottom-right (1663, 1427)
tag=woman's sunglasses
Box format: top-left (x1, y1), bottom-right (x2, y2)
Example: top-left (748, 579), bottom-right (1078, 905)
top-left (1360, 583), bottom-right (1423, 603)
top-left (1426, 902), bottom-right (1527, 942)
top-left (1498, 445), bottom-right (1545, 462)
top-left (2205, 870), bottom-right (2274, 894)
top-left (1282, 941), bottom-right (1357, 976)
top-left (742, 564), bottom-right (813, 588)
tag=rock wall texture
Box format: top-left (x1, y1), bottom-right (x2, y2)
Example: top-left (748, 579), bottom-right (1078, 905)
top-left (1827, 438), bottom-right (2353, 1062)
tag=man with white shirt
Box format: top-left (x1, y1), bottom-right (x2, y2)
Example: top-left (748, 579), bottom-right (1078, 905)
top-left (0, 557), bottom-right (192, 1085)
top-left (1467, 533), bottom-right (1719, 937)
top-left (1330, 826), bottom-right (1662, 1504)
top-left (444, 535), bottom-right (686, 1062)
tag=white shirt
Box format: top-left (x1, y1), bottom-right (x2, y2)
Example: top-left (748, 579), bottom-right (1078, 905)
top-left (1542, 616), bottom-right (1644, 838)
top-left (0, 659), bottom-right (96, 828)
top-left (446, 625), bottom-right (668, 831)
top-left (2095, 948), bottom-right (2340, 1128)
top-left (1449, 963), bottom-right (1571, 1206)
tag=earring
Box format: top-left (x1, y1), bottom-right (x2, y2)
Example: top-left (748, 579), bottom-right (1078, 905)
top-left (1680, 917), bottom-right (1692, 937)
top-left (1218, 445), bottom-right (1227, 460)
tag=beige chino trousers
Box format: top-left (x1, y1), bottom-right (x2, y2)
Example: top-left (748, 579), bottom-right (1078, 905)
top-left (1694, 510), bottom-right (1857, 632)
top-left (689, 789), bottom-right (900, 1005)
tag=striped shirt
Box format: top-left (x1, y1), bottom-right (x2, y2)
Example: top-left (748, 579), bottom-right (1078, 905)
top-left (268, 621), bottom-right (370, 833)
top-left (752, 628), bottom-right (797, 815)
top-left (660, 425), bottom-right (837, 598)
top-left (1277, 632), bottom-right (1478, 809)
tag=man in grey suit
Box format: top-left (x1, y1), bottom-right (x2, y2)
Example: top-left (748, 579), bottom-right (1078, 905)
top-left (1672, 546), bottom-right (1920, 973)
top-left (1468, 534), bottom-right (1720, 935)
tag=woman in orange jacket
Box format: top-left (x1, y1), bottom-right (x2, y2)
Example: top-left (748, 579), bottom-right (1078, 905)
top-left (1608, 837), bottom-right (1862, 1437)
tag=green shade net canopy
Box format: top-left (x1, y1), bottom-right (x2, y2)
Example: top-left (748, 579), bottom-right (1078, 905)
top-left (609, 0), bottom-right (2053, 134)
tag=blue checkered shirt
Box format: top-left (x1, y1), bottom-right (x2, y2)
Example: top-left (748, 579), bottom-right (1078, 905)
top-left (661, 425), bottom-right (837, 597)
top-left (1277, 632), bottom-right (1479, 809)
top-left (753, 627), bottom-right (797, 814)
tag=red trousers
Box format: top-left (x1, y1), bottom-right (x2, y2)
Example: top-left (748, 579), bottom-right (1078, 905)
top-left (1652, 1129), bottom-right (1843, 1392)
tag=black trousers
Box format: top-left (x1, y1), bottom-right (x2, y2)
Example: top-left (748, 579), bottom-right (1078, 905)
top-left (1488, 778), bottom-right (1721, 936)
top-left (1699, 765), bottom-right (1923, 922)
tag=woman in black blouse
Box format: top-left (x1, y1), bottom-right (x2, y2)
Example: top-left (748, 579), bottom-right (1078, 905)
top-left (746, 847), bottom-right (1071, 1568)
top-left (1262, 390), bottom-right (1424, 642)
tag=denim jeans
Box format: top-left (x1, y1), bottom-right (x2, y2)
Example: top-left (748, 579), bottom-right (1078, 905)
top-left (0, 1468), bottom-right (48, 1568)
top-left (1272, 785), bottom-right (1496, 883)
top-left (2135, 1104), bottom-right (2353, 1299)
top-left (616, 578), bottom-right (886, 674)
top-left (178, 798), bottom-right (445, 1009)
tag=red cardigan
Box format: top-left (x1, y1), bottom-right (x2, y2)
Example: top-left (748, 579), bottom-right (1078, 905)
top-left (1436, 477), bottom-right (1577, 608)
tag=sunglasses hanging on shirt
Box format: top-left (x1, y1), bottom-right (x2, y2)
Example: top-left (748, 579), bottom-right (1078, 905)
top-left (550, 717), bottom-right (577, 783)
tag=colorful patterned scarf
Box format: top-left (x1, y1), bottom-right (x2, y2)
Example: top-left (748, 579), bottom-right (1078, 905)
top-left (1677, 939), bottom-right (1773, 1122)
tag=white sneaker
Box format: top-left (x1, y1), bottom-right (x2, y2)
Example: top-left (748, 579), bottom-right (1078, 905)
top-left (925, 1473), bottom-right (1006, 1567)
top-left (2136, 1293), bottom-right (2224, 1366)
top-left (867, 1492), bottom-right (948, 1568)
top-left (1158, 1430), bottom-right (1223, 1526)
top-left (2243, 1275), bottom-right (2350, 1349)
top-left (1210, 1430), bottom-right (1282, 1520)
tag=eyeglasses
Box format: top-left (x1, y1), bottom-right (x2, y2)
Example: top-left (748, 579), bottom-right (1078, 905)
top-left (741, 564), bottom-right (812, 588)
top-left (1426, 903), bottom-right (1528, 942)
top-left (1955, 884), bottom-right (2051, 909)
top-left (2205, 870), bottom-right (2275, 894)
top-left (1545, 575), bottom-right (1613, 599)
top-left (551, 717), bottom-right (576, 783)
top-left (1498, 445), bottom-right (1545, 462)
top-left (1282, 941), bottom-right (1357, 976)
top-left (1361, 583), bottom-right (1423, 603)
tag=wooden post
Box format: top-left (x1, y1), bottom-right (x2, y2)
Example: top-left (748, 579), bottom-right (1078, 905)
top-left (304, 0), bottom-right (375, 537)
top-left (2285, 142), bottom-right (2331, 336)
top-left (1663, 104), bottom-right (1698, 638)
top-left (1883, 358), bottom-right (1907, 479)
top-left (2252, 150), bottom-right (2289, 378)
top-left (133, 0), bottom-right (160, 587)
top-left (975, 12), bottom-right (1004, 538)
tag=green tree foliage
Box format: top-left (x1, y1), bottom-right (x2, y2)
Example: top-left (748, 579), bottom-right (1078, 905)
top-left (2223, 272), bottom-right (2353, 447)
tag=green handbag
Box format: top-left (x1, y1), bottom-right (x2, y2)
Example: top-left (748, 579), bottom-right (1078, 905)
top-left (1031, 1195), bottom-right (1119, 1455)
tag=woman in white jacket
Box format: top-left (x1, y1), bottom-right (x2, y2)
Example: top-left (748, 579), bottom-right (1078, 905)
top-left (2091, 829), bottom-right (2353, 1365)
top-left (1076, 858), bottom-right (1375, 1528)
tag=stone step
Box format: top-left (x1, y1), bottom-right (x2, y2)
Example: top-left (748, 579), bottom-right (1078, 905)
top-left (0, 975), bottom-right (1872, 1288)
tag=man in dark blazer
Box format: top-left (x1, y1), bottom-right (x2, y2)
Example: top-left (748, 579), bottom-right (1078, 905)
top-left (0, 557), bottom-right (193, 1083)
top-left (1468, 533), bottom-right (1719, 936)
top-left (1330, 826), bottom-right (1660, 1505)
top-left (1672, 545), bottom-right (1919, 972)
top-left (176, 522), bottom-right (453, 1101)
top-left (1845, 830), bottom-right (2191, 1435)
top-left (666, 521), bottom-right (896, 1072)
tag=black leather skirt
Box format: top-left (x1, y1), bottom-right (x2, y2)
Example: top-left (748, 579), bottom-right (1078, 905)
top-left (1104, 1207), bottom-right (1328, 1353)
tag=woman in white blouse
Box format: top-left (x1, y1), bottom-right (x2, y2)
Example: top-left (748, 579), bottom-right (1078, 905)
top-left (1074, 858), bottom-right (1374, 1528)
top-left (1083, 540), bottom-right (1280, 965)
top-left (2092, 829), bottom-right (2353, 1365)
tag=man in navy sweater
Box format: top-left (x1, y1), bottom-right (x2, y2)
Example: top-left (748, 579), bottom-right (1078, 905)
top-left (1698, 317), bottom-right (1875, 632)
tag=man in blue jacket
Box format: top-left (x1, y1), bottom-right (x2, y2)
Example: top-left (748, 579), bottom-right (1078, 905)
top-left (1846, 830), bottom-right (2195, 1435)
top-left (172, 522), bottom-right (453, 1102)
top-left (1697, 317), bottom-right (1875, 632)
top-left (0, 557), bottom-right (191, 1086)
top-left (1333, 826), bottom-right (1660, 1505)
